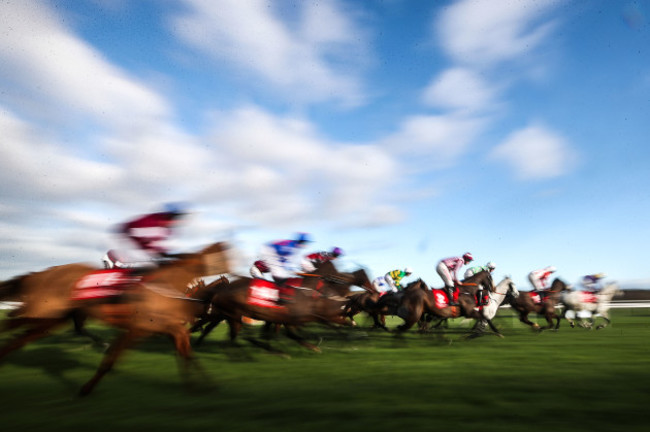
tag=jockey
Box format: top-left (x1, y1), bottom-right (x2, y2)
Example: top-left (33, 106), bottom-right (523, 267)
top-left (436, 253), bottom-right (474, 305)
top-left (103, 202), bottom-right (188, 269)
top-left (463, 261), bottom-right (496, 306)
top-left (259, 232), bottom-right (312, 287)
top-left (581, 273), bottom-right (606, 293)
top-left (300, 247), bottom-right (344, 272)
top-left (249, 259), bottom-right (271, 279)
top-left (384, 268), bottom-right (413, 292)
top-left (463, 261), bottom-right (496, 279)
top-left (528, 266), bottom-right (556, 292)
top-left (372, 275), bottom-right (390, 293)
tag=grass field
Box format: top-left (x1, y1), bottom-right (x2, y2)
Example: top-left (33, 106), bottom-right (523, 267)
top-left (1, 308), bottom-right (649, 432)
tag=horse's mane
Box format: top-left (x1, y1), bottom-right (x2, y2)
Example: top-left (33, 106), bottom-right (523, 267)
top-left (404, 278), bottom-right (427, 292)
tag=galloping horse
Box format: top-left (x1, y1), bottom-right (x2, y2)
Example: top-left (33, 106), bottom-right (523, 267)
top-left (394, 271), bottom-right (499, 334)
top-left (508, 278), bottom-right (570, 331)
top-left (191, 265), bottom-right (374, 351)
top-left (0, 242), bottom-right (230, 395)
top-left (470, 276), bottom-right (519, 336)
top-left (561, 282), bottom-right (621, 329)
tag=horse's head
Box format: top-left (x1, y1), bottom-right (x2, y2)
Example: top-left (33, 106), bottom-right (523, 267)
top-left (200, 241), bottom-right (232, 276)
top-left (464, 270), bottom-right (494, 291)
top-left (550, 278), bottom-right (570, 292)
top-left (403, 278), bottom-right (428, 292)
top-left (505, 277), bottom-right (519, 298)
top-left (496, 276), bottom-right (519, 299)
top-left (601, 282), bottom-right (622, 299)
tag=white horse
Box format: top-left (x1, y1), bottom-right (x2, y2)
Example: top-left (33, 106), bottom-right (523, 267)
top-left (471, 276), bottom-right (519, 337)
top-left (560, 282), bottom-right (621, 329)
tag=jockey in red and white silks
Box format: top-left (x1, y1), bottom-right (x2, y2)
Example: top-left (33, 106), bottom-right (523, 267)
top-left (300, 247), bottom-right (343, 272)
top-left (528, 266), bottom-right (556, 291)
top-left (436, 253), bottom-right (473, 304)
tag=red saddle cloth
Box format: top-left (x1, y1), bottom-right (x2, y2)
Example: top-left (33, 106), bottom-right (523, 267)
top-left (247, 278), bottom-right (300, 308)
top-left (433, 289), bottom-right (451, 308)
top-left (580, 291), bottom-right (598, 303)
top-left (71, 269), bottom-right (140, 300)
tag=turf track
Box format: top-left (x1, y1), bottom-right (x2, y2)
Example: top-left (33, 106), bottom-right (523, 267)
top-left (1, 308), bottom-right (649, 432)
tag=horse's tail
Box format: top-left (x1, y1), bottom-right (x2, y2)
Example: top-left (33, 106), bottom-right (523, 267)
top-left (0, 273), bottom-right (30, 301)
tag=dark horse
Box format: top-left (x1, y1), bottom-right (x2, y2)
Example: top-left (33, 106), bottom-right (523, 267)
top-left (508, 278), bottom-right (570, 331)
top-left (0, 242), bottom-right (230, 396)
top-left (190, 263), bottom-right (375, 351)
top-left (355, 270), bottom-right (495, 333)
top-left (393, 271), bottom-right (500, 335)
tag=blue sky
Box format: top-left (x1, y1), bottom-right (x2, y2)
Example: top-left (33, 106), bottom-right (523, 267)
top-left (1, 0), bottom-right (649, 290)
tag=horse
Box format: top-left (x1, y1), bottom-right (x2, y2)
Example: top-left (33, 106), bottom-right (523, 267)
top-left (393, 271), bottom-right (501, 335)
top-left (190, 266), bottom-right (372, 352)
top-left (507, 278), bottom-right (570, 331)
top-left (468, 276), bottom-right (519, 336)
top-left (560, 282), bottom-right (621, 329)
top-left (0, 241), bottom-right (230, 396)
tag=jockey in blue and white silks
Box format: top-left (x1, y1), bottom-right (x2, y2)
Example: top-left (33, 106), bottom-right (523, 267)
top-left (259, 233), bottom-right (312, 284)
top-left (581, 273), bottom-right (606, 293)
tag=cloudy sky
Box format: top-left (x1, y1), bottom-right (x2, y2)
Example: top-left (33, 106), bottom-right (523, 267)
top-left (1, 0), bottom-right (649, 289)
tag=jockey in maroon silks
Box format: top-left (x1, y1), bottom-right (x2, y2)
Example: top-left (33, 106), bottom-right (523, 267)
top-left (300, 247), bottom-right (344, 272)
top-left (250, 259), bottom-right (271, 279)
top-left (103, 203), bottom-right (188, 269)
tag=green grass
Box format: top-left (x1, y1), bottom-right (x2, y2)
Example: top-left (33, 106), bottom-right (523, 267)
top-left (1, 309), bottom-right (649, 432)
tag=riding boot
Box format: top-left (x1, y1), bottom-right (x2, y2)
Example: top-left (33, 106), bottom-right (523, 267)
top-left (447, 287), bottom-right (457, 306)
top-left (476, 289), bottom-right (483, 307)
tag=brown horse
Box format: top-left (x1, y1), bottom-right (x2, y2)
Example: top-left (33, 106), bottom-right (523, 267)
top-left (361, 270), bottom-right (495, 333)
top-left (191, 265), bottom-right (373, 352)
top-left (0, 241), bottom-right (230, 396)
top-left (508, 278), bottom-right (570, 330)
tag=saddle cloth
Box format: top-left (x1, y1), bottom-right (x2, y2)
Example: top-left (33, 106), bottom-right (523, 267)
top-left (247, 278), bottom-right (300, 308)
top-left (71, 269), bottom-right (140, 300)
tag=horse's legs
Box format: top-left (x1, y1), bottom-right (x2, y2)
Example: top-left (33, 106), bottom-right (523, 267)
top-left (79, 330), bottom-right (141, 396)
top-left (70, 310), bottom-right (105, 347)
top-left (396, 302), bottom-right (422, 333)
top-left (171, 327), bottom-right (209, 390)
top-left (518, 312), bottom-right (540, 330)
top-left (194, 317), bottom-right (223, 347)
top-left (0, 318), bottom-right (65, 361)
top-left (283, 325), bottom-right (320, 352)
top-left (228, 317), bottom-right (243, 342)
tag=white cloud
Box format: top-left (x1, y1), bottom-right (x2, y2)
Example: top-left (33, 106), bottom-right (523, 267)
top-left (0, 108), bottom-right (123, 200)
top-left (436, 0), bottom-right (560, 68)
top-left (170, 0), bottom-right (368, 106)
top-left (489, 124), bottom-right (578, 179)
top-left (422, 67), bottom-right (500, 112)
top-left (0, 2), bottom-right (170, 128)
top-left (381, 113), bottom-right (488, 169)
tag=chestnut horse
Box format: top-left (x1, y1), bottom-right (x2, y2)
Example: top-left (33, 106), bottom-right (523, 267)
top-left (508, 278), bottom-right (570, 331)
top-left (0, 241), bottom-right (230, 396)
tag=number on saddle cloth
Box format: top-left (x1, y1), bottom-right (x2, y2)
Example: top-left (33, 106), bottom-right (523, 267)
top-left (71, 269), bottom-right (140, 300)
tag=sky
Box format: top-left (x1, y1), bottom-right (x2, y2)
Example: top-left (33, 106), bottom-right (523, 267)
top-left (1, 0), bottom-right (649, 290)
